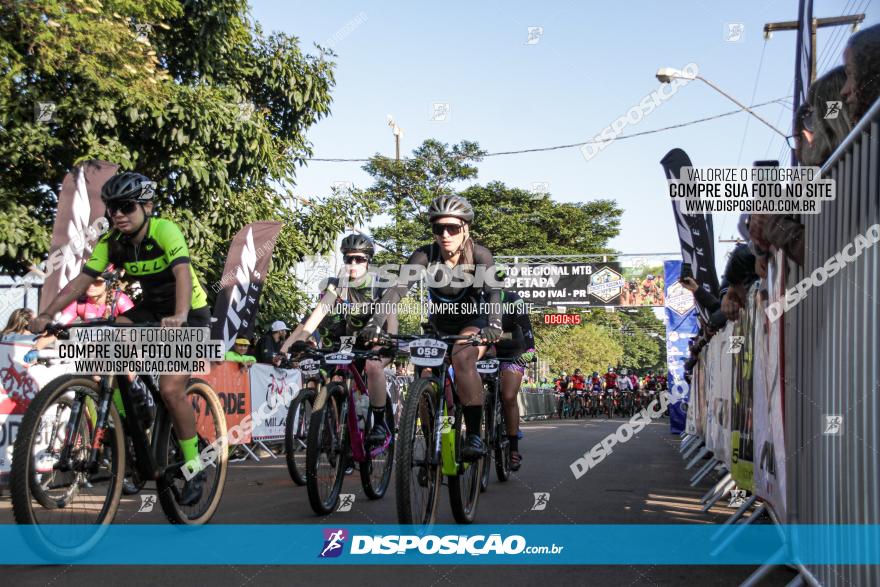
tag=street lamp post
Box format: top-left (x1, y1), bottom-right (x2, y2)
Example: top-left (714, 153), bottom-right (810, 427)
top-left (655, 68), bottom-right (788, 139)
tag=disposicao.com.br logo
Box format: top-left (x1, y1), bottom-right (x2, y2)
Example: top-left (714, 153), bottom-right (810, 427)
top-left (319, 529), bottom-right (564, 557)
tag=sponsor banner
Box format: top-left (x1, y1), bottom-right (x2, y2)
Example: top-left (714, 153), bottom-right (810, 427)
top-left (730, 285), bottom-right (757, 492)
top-left (663, 261), bottom-right (698, 434)
top-left (498, 262), bottom-right (663, 307)
top-left (0, 340), bottom-right (75, 479)
top-left (6, 524), bottom-right (880, 565)
top-left (660, 148), bottom-right (720, 321)
top-left (39, 161), bottom-right (118, 310)
top-left (211, 221), bottom-right (283, 351)
top-left (248, 363), bottom-right (301, 441)
top-left (753, 252), bottom-right (787, 517)
top-left (200, 362), bottom-right (252, 445)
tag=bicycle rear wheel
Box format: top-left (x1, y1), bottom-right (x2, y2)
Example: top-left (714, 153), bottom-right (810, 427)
top-left (494, 396), bottom-right (511, 482)
top-left (395, 377), bottom-right (441, 525)
top-left (11, 375), bottom-right (124, 557)
top-left (448, 406), bottom-right (483, 524)
top-left (156, 379), bottom-right (228, 524)
top-left (284, 389), bottom-right (314, 486)
top-left (479, 395), bottom-right (491, 493)
top-left (305, 383), bottom-right (347, 515)
top-left (360, 400), bottom-right (395, 499)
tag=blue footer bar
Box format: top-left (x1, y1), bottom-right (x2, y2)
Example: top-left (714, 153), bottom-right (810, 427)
top-left (3, 525), bottom-right (879, 565)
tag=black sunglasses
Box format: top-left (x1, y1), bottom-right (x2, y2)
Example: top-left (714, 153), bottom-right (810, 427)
top-left (107, 200), bottom-right (140, 216)
top-left (431, 222), bottom-right (464, 236)
top-left (344, 255), bottom-right (369, 265)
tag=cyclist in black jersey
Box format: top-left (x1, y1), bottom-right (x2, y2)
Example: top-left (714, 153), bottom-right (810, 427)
top-left (359, 195), bottom-right (503, 461)
top-left (485, 282), bottom-right (535, 470)
top-left (282, 233), bottom-right (399, 445)
top-left (30, 172), bottom-right (210, 506)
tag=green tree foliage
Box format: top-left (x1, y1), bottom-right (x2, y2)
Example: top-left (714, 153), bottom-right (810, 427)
top-left (533, 321), bottom-right (623, 374)
top-left (0, 0), bottom-right (377, 327)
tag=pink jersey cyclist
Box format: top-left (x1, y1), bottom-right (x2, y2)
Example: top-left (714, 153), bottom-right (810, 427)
top-left (58, 291), bottom-right (133, 324)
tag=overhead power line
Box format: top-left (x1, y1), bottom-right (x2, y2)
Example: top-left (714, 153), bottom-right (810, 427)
top-left (307, 97), bottom-right (791, 163)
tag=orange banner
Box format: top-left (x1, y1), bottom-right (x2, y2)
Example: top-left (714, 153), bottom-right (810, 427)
top-left (199, 361), bottom-right (252, 445)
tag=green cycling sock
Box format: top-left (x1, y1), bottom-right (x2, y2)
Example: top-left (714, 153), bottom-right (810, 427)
top-left (179, 435), bottom-right (201, 474)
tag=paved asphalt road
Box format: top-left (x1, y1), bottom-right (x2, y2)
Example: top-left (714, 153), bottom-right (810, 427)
top-left (0, 415), bottom-right (794, 586)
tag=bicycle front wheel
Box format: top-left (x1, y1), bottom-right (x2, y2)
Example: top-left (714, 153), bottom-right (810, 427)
top-left (360, 400), bottom-right (395, 499)
top-left (395, 377), bottom-right (442, 525)
top-left (448, 407), bottom-right (483, 524)
top-left (284, 389), bottom-right (315, 486)
top-left (155, 379), bottom-right (228, 524)
top-left (305, 383), bottom-right (347, 515)
top-left (11, 375), bottom-right (124, 557)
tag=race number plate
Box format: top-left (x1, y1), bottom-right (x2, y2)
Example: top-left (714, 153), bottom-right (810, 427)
top-left (324, 352), bottom-right (355, 366)
top-left (475, 359), bottom-right (499, 374)
top-left (300, 358), bottom-right (320, 376)
top-left (407, 338), bottom-right (446, 367)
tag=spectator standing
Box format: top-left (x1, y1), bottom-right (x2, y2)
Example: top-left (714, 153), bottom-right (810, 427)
top-left (256, 320), bottom-right (289, 365)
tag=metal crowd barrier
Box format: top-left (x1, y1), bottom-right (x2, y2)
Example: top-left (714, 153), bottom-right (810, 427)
top-left (784, 97), bottom-right (880, 587)
top-left (518, 387), bottom-right (558, 420)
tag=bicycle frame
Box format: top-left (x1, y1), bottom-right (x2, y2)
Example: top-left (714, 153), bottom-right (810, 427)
top-left (57, 372), bottom-right (170, 482)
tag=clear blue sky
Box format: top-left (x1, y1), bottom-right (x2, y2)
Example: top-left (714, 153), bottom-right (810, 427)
top-left (251, 0), bottom-right (877, 273)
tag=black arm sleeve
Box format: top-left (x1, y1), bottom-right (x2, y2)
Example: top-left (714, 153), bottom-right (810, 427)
top-left (473, 245), bottom-right (502, 329)
top-left (693, 286), bottom-right (721, 313)
top-left (366, 248), bottom-right (429, 329)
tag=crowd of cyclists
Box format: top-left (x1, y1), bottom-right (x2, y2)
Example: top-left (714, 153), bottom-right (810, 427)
top-left (552, 367), bottom-right (667, 420)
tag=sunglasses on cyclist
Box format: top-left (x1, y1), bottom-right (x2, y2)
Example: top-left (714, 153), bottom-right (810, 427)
top-left (107, 200), bottom-right (140, 216)
top-left (431, 222), bottom-right (464, 236)
top-left (344, 255), bottom-right (369, 265)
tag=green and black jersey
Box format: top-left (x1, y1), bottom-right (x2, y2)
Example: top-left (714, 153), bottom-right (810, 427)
top-left (83, 218), bottom-right (208, 312)
top-left (314, 272), bottom-right (397, 348)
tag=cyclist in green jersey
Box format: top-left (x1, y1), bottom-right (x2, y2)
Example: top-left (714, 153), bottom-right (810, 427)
top-left (30, 172), bottom-right (211, 506)
top-left (283, 234), bottom-right (398, 445)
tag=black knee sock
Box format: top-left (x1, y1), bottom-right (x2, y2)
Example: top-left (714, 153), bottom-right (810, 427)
top-left (463, 405), bottom-right (482, 436)
top-left (508, 435), bottom-right (519, 452)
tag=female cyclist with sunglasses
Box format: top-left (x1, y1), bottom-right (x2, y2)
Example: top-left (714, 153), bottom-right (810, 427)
top-left (359, 195), bottom-right (503, 461)
top-left (283, 233), bottom-right (398, 446)
top-left (30, 171), bottom-right (212, 506)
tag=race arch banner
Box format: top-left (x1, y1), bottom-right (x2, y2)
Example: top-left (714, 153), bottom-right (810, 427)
top-left (499, 262), bottom-right (665, 308)
top-left (663, 260), bottom-right (698, 434)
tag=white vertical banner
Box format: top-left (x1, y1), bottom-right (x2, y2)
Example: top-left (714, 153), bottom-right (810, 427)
top-left (247, 364), bottom-right (302, 441)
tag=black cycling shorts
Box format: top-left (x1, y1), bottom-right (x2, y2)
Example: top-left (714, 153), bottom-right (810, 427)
top-left (121, 304), bottom-right (212, 328)
top-left (430, 315), bottom-right (487, 337)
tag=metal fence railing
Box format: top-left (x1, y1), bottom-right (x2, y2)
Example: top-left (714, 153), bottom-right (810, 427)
top-left (785, 97), bottom-right (880, 587)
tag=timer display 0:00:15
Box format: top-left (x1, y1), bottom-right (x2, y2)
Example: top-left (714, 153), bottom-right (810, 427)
top-left (543, 314), bottom-right (581, 325)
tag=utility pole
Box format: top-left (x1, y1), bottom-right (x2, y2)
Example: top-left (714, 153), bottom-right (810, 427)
top-left (386, 115), bottom-right (403, 161)
top-left (764, 14), bottom-right (865, 82)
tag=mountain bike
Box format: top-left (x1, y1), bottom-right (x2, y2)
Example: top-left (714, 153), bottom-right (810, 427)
top-left (475, 357), bottom-right (512, 493)
top-left (284, 357), bottom-right (322, 486)
top-left (299, 341), bottom-right (398, 515)
top-left (11, 321), bottom-right (227, 557)
top-left (394, 328), bottom-right (508, 525)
